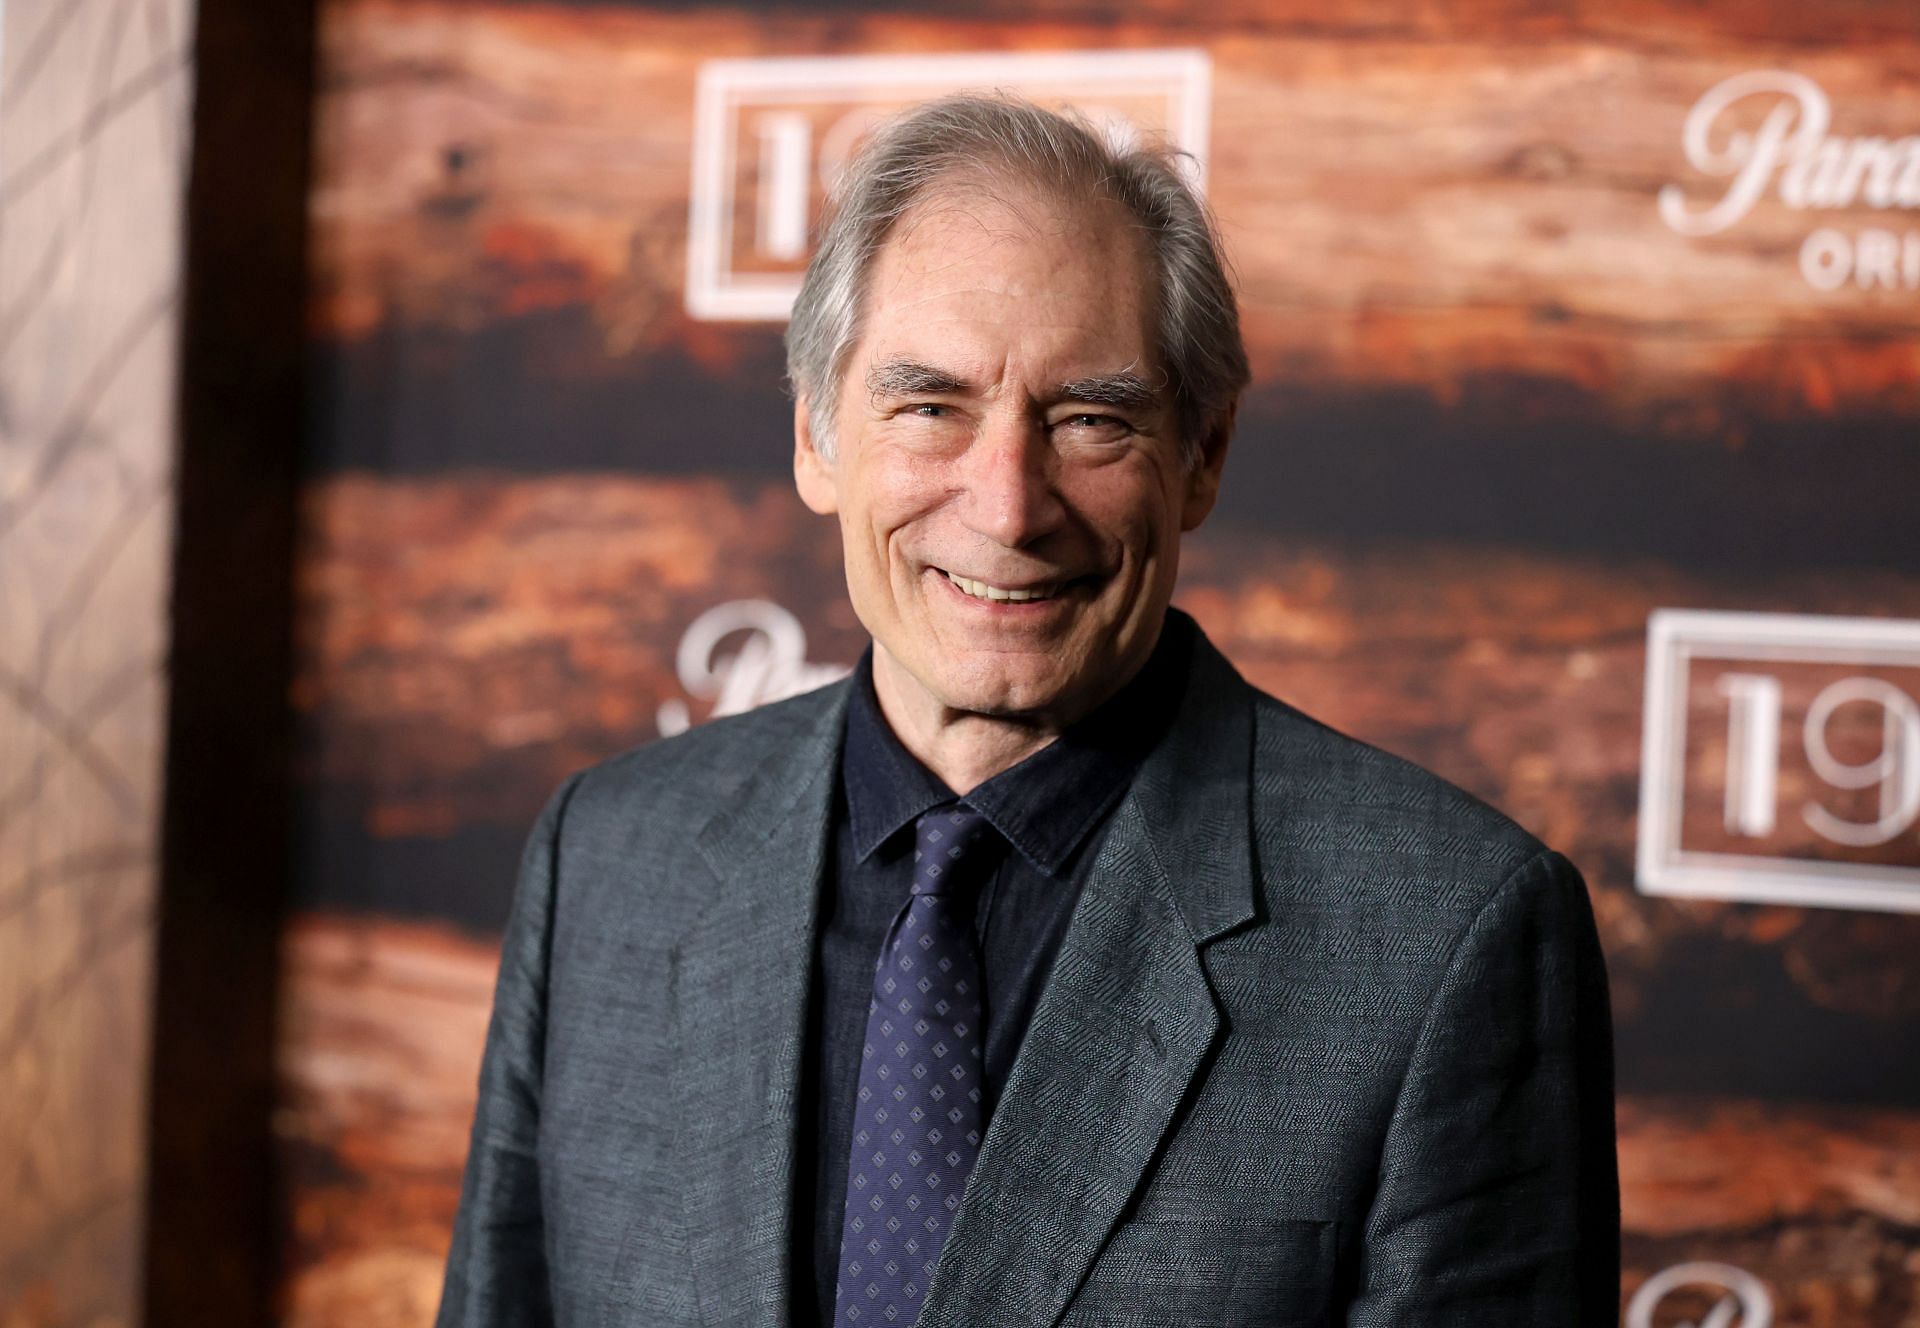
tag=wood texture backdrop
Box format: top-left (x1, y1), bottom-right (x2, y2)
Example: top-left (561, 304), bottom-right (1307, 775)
top-left (309, 0), bottom-right (1920, 430)
top-left (0, 0), bottom-right (195, 1323)
top-left (283, 475), bottom-right (1920, 1326)
top-left (282, 1), bottom-right (1920, 1325)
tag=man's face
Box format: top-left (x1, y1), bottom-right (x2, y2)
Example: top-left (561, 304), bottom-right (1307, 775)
top-left (794, 183), bottom-right (1228, 730)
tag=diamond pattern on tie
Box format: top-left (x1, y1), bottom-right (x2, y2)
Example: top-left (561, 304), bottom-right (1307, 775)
top-left (835, 804), bottom-right (994, 1326)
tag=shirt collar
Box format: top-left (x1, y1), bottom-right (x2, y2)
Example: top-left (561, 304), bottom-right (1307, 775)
top-left (840, 613), bottom-right (1191, 877)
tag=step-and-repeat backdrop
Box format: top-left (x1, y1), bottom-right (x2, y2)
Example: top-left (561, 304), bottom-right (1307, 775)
top-left (279, 3), bottom-right (1920, 1324)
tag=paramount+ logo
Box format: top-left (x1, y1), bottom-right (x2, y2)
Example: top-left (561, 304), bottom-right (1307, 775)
top-left (683, 49), bottom-right (1213, 321)
top-left (655, 600), bottom-right (849, 736)
top-left (1659, 70), bottom-right (1920, 293)
top-left (1626, 1262), bottom-right (1773, 1328)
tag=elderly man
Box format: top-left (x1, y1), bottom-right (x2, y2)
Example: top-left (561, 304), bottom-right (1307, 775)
top-left (436, 96), bottom-right (1619, 1327)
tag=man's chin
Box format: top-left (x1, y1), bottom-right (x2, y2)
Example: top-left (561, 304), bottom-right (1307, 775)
top-left (875, 619), bottom-right (1126, 721)
top-left (920, 657), bottom-right (1099, 724)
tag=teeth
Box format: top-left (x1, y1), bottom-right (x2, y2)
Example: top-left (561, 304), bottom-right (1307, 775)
top-left (944, 571), bottom-right (1055, 603)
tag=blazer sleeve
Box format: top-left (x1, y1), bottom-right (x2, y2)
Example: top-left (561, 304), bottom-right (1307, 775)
top-left (1345, 849), bottom-right (1620, 1326)
top-left (434, 771), bottom-right (585, 1328)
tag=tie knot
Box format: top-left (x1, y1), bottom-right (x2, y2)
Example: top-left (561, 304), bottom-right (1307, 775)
top-left (911, 804), bottom-right (996, 897)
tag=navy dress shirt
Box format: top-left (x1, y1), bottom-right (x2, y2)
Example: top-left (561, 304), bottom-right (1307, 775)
top-left (792, 615), bottom-right (1191, 1327)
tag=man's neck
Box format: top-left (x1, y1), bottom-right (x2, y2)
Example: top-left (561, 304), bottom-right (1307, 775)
top-left (873, 709), bottom-right (1056, 797)
top-left (867, 640), bottom-right (1160, 795)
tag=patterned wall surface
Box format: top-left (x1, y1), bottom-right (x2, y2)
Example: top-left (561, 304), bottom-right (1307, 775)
top-left (282, 3), bottom-right (1920, 1325)
top-left (0, 0), bottom-right (195, 1321)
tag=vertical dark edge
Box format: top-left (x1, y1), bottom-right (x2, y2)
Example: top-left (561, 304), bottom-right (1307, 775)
top-left (142, 0), bottom-right (317, 1321)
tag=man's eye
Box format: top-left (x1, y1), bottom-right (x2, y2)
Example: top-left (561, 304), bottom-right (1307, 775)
top-left (1058, 413), bottom-right (1132, 434)
top-left (909, 403), bottom-right (949, 418)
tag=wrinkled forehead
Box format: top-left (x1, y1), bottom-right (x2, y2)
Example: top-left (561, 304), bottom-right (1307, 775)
top-left (854, 180), bottom-right (1162, 376)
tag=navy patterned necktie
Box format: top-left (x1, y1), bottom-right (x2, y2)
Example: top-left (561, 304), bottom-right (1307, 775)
top-left (834, 803), bottom-right (998, 1326)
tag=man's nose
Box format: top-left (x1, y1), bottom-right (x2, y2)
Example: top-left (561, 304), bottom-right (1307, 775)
top-left (958, 414), bottom-right (1065, 549)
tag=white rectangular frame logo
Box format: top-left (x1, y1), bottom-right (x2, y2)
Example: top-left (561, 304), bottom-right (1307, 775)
top-left (1637, 608), bottom-right (1920, 914)
top-left (686, 49), bottom-right (1213, 322)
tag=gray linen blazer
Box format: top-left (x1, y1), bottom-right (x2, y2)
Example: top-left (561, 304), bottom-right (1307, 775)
top-left (436, 616), bottom-right (1619, 1327)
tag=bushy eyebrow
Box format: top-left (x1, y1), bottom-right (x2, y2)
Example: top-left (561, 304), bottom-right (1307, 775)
top-left (867, 359), bottom-right (968, 399)
top-left (1055, 373), bottom-right (1161, 414)
top-left (864, 360), bottom-right (1163, 414)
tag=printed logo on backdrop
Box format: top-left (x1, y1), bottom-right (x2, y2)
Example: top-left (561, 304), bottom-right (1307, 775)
top-left (1659, 70), bottom-right (1920, 292)
top-left (1627, 1262), bottom-right (1773, 1328)
top-left (685, 49), bottom-right (1213, 321)
top-left (1638, 609), bottom-right (1920, 914)
top-left (657, 600), bottom-right (850, 736)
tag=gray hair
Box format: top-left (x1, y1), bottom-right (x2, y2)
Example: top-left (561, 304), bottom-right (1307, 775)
top-left (785, 94), bottom-right (1249, 467)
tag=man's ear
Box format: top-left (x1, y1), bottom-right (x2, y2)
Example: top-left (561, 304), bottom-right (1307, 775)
top-left (793, 397), bottom-right (839, 516)
top-left (1179, 402), bottom-right (1235, 532)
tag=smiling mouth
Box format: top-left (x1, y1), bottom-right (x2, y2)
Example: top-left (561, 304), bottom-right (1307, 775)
top-left (941, 569), bottom-right (1065, 603)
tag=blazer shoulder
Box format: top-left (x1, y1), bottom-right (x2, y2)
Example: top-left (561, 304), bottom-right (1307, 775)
top-left (554, 677), bottom-right (850, 834)
top-left (1245, 688), bottom-right (1551, 906)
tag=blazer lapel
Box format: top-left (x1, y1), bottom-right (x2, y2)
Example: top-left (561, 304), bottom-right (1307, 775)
top-left (670, 686), bottom-right (850, 1328)
top-left (919, 623), bottom-right (1260, 1328)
